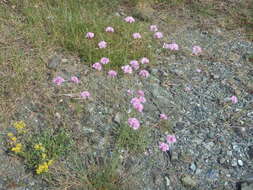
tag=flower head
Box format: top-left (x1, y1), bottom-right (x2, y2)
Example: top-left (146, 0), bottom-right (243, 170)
top-left (133, 102), bottom-right (144, 112)
top-left (121, 65), bottom-right (133, 74)
top-left (138, 96), bottom-right (146, 103)
top-left (86, 32), bottom-right (94, 39)
top-left (92, 62), bottom-right (102, 71)
top-left (124, 16), bottom-right (135, 23)
top-left (139, 70), bottom-right (150, 78)
top-left (159, 142), bottom-right (169, 152)
top-left (53, 76), bottom-right (65, 86)
top-left (14, 121), bottom-right (26, 133)
top-left (192, 45), bottom-right (202, 55)
top-left (80, 91), bottom-right (90, 99)
top-left (100, 57), bottom-right (110, 65)
top-left (230, 96), bottom-right (238, 104)
top-left (108, 70), bottom-right (117, 78)
top-left (11, 143), bottom-right (22, 153)
top-left (128, 118), bottom-right (140, 130)
top-left (196, 69), bottom-right (202, 73)
top-left (150, 25), bottom-right (158, 32)
top-left (71, 76), bottom-right (80, 84)
top-left (160, 114), bottom-right (168, 120)
top-left (133, 33), bottom-right (141, 39)
top-left (98, 41), bottom-right (107, 49)
top-left (166, 135), bottom-right (177, 144)
top-left (129, 60), bottom-right (139, 70)
top-left (140, 57), bottom-right (149, 64)
top-left (154, 32), bottom-right (163, 39)
top-left (163, 43), bottom-right (179, 51)
top-left (105, 26), bottom-right (114, 33)
top-left (137, 90), bottom-right (145, 97)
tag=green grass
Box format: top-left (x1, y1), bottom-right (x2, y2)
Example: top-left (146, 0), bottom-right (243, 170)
top-left (10, 0), bottom-right (156, 71)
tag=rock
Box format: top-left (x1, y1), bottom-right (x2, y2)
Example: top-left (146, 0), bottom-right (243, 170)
top-left (181, 175), bottom-right (197, 188)
top-left (231, 159), bottom-right (238, 167)
top-left (219, 157), bottom-right (226, 164)
top-left (238, 160), bottom-right (243, 167)
top-left (113, 112), bottom-right (122, 124)
top-left (248, 145), bottom-right (253, 159)
top-left (165, 176), bottom-right (170, 186)
top-left (190, 162), bottom-right (197, 172)
top-left (48, 55), bottom-right (61, 69)
top-left (241, 183), bottom-right (253, 190)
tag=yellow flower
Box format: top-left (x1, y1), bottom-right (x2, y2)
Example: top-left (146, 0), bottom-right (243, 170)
top-left (36, 160), bottom-right (53, 174)
top-left (14, 121), bottom-right (26, 133)
top-left (7, 133), bottom-right (14, 137)
top-left (42, 153), bottom-right (47, 159)
top-left (34, 143), bottom-right (45, 152)
top-left (10, 137), bottom-right (17, 142)
top-left (11, 143), bottom-right (22, 153)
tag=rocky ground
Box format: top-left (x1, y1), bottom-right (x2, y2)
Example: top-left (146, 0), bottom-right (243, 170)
top-left (1, 4), bottom-right (253, 190)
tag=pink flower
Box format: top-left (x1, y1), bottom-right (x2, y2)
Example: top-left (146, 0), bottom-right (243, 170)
top-left (139, 70), bottom-right (150, 78)
top-left (108, 70), bottom-right (117, 77)
top-left (124, 16), bottom-right (135, 23)
top-left (196, 69), bottom-right (202, 73)
top-left (133, 102), bottom-right (143, 112)
top-left (166, 135), bottom-right (177, 144)
top-left (163, 43), bottom-right (179, 50)
top-left (105, 26), bottom-right (114, 33)
top-left (154, 32), bottom-right (163, 39)
top-left (80, 91), bottom-right (90, 99)
top-left (140, 57), bottom-right (149, 64)
top-left (133, 33), bottom-right (141, 39)
top-left (128, 118), bottom-right (140, 130)
top-left (137, 90), bottom-right (145, 97)
top-left (86, 32), bottom-right (94, 39)
top-left (98, 41), bottom-right (107, 49)
top-left (184, 87), bottom-right (191, 92)
top-left (150, 25), bottom-right (158, 32)
top-left (100, 57), bottom-right (110, 65)
top-left (127, 89), bottom-right (134, 95)
top-left (131, 97), bottom-right (141, 105)
top-left (53, 76), bottom-right (65, 86)
top-left (230, 96), bottom-right (238, 104)
top-left (138, 96), bottom-right (146, 103)
top-left (121, 65), bottom-right (133, 74)
top-left (71, 76), bottom-right (80, 84)
top-left (159, 142), bottom-right (169, 152)
top-left (92, 62), bottom-right (102, 71)
top-left (129, 60), bottom-right (139, 70)
top-left (192, 45), bottom-right (202, 55)
top-left (160, 114), bottom-right (168, 120)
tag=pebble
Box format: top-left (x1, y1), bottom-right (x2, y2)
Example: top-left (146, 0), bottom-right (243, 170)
top-left (181, 175), bottom-right (197, 187)
top-left (231, 159), bottom-right (238, 167)
top-left (165, 176), bottom-right (171, 186)
top-left (238, 160), bottom-right (243, 166)
top-left (190, 162), bottom-right (197, 172)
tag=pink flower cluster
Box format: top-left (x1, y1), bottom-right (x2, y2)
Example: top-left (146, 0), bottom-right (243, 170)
top-left (86, 32), bottom-right (94, 39)
top-left (53, 76), bottom-right (65, 86)
top-left (80, 91), bottom-right (90, 99)
top-left (108, 70), bottom-right (117, 78)
top-left (230, 96), bottom-right (238, 104)
top-left (105, 26), bottom-right (114, 33)
top-left (139, 69), bottom-right (150, 78)
top-left (128, 118), bottom-right (140, 130)
top-left (133, 33), bottom-right (141, 39)
top-left (163, 43), bottom-right (179, 51)
top-left (159, 134), bottom-right (177, 152)
top-left (130, 90), bottom-right (146, 113)
top-left (160, 114), bottom-right (168, 120)
top-left (192, 45), bottom-right (202, 55)
top-left (124, 16), bottom-right (135, 23)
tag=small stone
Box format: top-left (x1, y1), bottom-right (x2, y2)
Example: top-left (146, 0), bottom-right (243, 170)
top-left (171, 151), bottom-right (179, 161)
top-left (227, 151), bottom-right (233, 156)
top-left (62, 58), bottom-right (68, 63)
top-left (190, 162), bottom-right (197, 172)
top-left (48, 55), bottom-right (61, 69)
top-left (231, 159), bottom-right (237, 167)
top-left (181, 175), bottom-right (197, 188)
top-left (219, 157), bottom-right (226, 164)
top-left (165, 176), bottom-right (170, 186)
top-left (113, 112), bottom-right (122, 124)
top-left (238, 160), bottom-right (243, 166)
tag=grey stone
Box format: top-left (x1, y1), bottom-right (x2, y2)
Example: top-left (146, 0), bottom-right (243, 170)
top-left (238, 160), bottom-right (243, 167)
top-left (181, 175), bottom-right (197, 188)
top-left (113, 112), bottom-right (122, 124)
top-left (48, 55), bottom-right (61, 69)
top-left (165, 176), bottom-right (170, 186)
top-left (190, 162), bottom-right (197, 172)
top-left (231, 159), bottom-right (238, 167)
